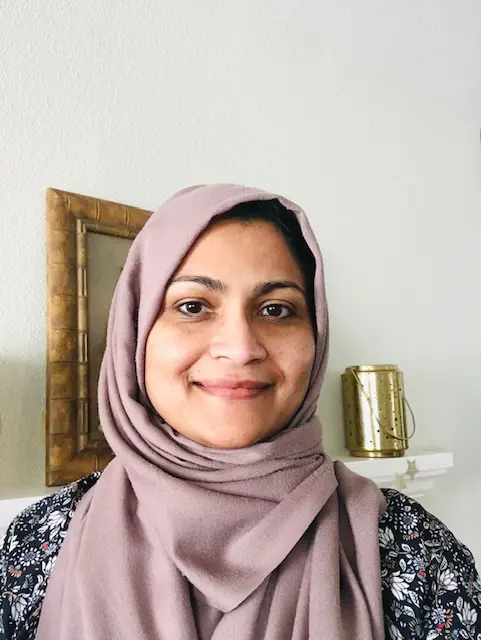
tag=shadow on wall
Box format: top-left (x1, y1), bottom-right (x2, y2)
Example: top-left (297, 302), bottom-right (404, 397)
top-left (0, 357), bottom-right (45, 488)
top-left (317, 368), bottom-right (346, 455)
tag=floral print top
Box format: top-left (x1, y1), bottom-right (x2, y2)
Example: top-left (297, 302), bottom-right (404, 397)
top-left (1, 474), bottom-right (480, 639)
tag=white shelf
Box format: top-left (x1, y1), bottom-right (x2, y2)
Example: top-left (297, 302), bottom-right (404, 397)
top-left (332, 449), bottom-right (454, 498)
top-left (0, 450), bottom-right (454, 539)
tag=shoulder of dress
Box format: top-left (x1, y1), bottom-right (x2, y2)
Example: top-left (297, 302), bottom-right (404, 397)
top-left (379, 493), bottom-right (481, 636)
top-left (379, 488), bottom-right (478, 568)
top-left (1, 472), bottom-right (101, 639)
top-left (380, 487), bottom-right (442, 528)
top-left (1, 472), bottom-right (101, 561)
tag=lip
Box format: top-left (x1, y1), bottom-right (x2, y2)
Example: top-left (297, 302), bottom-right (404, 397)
top-left (193, 379), bottom-right (273, 400)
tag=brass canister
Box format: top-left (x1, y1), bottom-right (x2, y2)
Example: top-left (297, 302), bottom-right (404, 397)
top-left (341, 364), bottom-right (415, 458)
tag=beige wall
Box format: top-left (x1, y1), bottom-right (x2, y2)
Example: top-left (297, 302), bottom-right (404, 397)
top-left (1, 1), bottom-right (480, 561)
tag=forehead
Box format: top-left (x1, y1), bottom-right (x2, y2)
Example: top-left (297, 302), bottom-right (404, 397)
top-left (174, 218), bottom-right (304, 281)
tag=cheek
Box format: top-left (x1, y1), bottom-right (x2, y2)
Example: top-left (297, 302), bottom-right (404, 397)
top-left (298, 343), bottom-right (316, 380)
top-left (278, 335), bottom-right (315, 388)
top-left (146, 325), bottom-right (204, 379)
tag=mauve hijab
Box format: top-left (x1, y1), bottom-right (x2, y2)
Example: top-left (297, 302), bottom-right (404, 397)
top-left (37, 184), bottom-right (386, 640)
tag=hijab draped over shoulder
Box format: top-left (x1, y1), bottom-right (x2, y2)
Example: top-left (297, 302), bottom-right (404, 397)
top-left (37, 184), bottom-right (386, 640)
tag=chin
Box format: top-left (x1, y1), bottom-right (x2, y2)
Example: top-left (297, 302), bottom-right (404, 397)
top-left (191, 428), bottom-right (259, 450)
top-left (202, 437), bottom-right (257, 450)
top-left (197, 425), bottom-right (278, 450)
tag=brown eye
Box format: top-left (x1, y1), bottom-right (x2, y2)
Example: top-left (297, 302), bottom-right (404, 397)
top-left (261, 304), bottom-right (293, 319)
top-left (177, 301), bottom-right (208, 316)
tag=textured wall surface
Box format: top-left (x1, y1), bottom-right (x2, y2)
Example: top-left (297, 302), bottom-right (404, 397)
top-left (1, 0), bottom-right (481, 560)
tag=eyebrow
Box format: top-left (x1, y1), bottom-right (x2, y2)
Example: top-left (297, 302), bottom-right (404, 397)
top-left (169, 275), bottom-right (306, 297)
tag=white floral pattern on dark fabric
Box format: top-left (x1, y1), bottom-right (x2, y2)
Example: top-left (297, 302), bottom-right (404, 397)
top-left (380, 489), bottom-right (481, 639)
top-left (0, 475), bottom-right (100, 640)
top-left (1, 478), bottom-right (480, 639)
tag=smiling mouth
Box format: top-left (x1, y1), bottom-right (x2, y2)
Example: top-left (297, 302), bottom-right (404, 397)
top-left (193, 382), bottom-right (273, 400)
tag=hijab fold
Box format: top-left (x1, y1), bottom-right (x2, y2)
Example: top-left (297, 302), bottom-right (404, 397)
top-left (37, 184), bottom-right (386, 640)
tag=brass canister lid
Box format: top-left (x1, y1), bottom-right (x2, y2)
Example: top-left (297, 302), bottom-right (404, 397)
top-left (344, 364), bottom-right (399, 373)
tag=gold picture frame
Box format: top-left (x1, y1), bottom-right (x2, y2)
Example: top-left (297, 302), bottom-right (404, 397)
top-left (45, 188), bottom-right (151, 486)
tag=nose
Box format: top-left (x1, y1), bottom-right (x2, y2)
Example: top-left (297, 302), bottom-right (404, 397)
top-left (208, 311), bottom-right (267, 366)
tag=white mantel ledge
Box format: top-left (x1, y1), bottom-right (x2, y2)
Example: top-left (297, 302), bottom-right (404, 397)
top-left (333, 449), bottom-right (454, 498)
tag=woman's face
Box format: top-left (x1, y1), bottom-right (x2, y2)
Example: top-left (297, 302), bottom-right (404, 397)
top-left (145, 218), bottom-right (316, 449)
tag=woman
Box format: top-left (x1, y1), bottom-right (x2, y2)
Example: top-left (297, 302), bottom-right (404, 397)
top-left (1, 184), bottom-right (480, 639)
